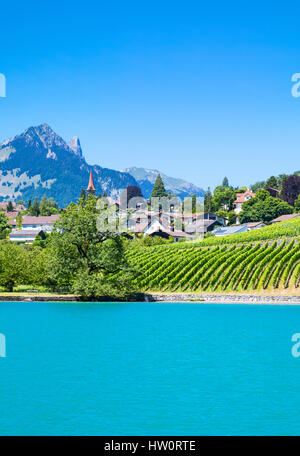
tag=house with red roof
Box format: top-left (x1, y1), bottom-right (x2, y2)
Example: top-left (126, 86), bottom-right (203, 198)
top-left (233, 189), bottom-right (256, 215)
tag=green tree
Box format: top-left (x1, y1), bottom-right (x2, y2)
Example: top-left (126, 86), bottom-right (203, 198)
top-left (16, 214), bottom-right (23, 230)
top-left (47, 194), bottom-right (137, 298)
top-left (24, 246), bottom-right (50, 287)
top-left (216, 209), bottom-right (236, 225)
top-left (0, 213), bottom-right (10, 239)
top-left (0, 243), bottom-right (26, 291)
top-left (256, 189), bottom-right (269, 201)
top-left (236, 186), bottom-right (247, 193)
top-left (251, 181), bottom-right (265, 192)
top-left (213, 186), bottom-right (236, 211)
top-left (80, 188), bottom-right (86, 202)
top-left (281, 174), bottom-right (300, 206)
top-left (265, 176), bottom-right (279, 189)
top-left (33, 232), bottom-right (49, 249)
top-left (227, 210), bottom-right (237, 225)
top-left (6, 201), bottom-right (14, 212)
top-left (239, 195), bottom-right (293, 223)
top-left (204, 187), bottom-right (213, 212)
top-left (28, 197), bottom-right (40, 216)
top-left (39, 195), bottom-right (59, 216)
top-left (222, 177), bottom-right (229, 187)
top-left (191, 194), bottom-right (197, 214)
top-left (294, 195), bottom-right (300, 213)
top-left (150, 174), bottom-right (168, 199)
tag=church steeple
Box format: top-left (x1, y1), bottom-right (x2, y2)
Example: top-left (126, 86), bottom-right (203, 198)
top-left (87, 169), bottom-right (95, 194)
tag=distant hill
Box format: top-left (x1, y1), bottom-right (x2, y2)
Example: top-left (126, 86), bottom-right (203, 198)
top-left (0, 124), bottom-right (137, 206)
top-left (121, 167), bottom-right (205, 199)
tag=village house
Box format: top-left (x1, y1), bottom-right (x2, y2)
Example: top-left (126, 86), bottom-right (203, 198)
top-left (133, 216), bottom-right (190, 242)
top-left (212, 221), bottom-right (265, 237)
top-left (125, 205), bottom-right (225, 232)
top-left (9, 229), bottom-right (47, 244)
top-left (233, 189), bottom-right (256, 215)
top-left (179, 211), bottom-right (225, 225)
top-left (0, 202), bottom-right (26, 212)
top-left (185, 219), bottom-right (222, 235)
top-left (125, 206), bottom-right (225, 239)
top-left (8, 215), bottom-right (59, 232)
top-left (8, 215), bottom-right (59, 243)
top-left (213, 225), bottom-right (249, 237)
top-left (246, 221), bottom-right (266, 230)
top-left (201, 212), bottom-right (226, 225)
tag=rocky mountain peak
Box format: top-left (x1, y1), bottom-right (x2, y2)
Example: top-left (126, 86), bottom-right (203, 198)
top-left (68, 136), bottom-right (82, 157)
top-left (0, 124), bottom-right (138, 206)
top-left (22, 124), bottom-right (67, 150)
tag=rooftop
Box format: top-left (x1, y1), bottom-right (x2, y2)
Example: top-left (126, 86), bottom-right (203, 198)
top-left (9, 214), bottom-right (59, 226)
top-left (234, 189), bottom-right (256, 205)
top-left (270, 213), bottom-right (300, 223)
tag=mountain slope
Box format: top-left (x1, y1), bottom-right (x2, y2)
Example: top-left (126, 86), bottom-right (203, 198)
top-left (0, 124), bottom-right (137, 206)
top-left (121, 167), bottom-right (205, 199)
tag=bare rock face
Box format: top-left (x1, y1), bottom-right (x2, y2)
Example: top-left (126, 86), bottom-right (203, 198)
top-left (0, 124), bottom-right (137, 206)
top-left (67, 136), bottom-right (82, 157)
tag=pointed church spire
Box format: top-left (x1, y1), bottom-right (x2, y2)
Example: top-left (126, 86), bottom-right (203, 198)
top-left (87, 169), bottom-right (95, 194)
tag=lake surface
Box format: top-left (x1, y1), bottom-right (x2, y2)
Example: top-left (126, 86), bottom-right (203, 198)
top-left (1, 301), bottom-right (300, 435)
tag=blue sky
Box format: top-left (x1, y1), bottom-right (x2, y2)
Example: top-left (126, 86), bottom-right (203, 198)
top-left (0, 1), bottom-right (300, 190)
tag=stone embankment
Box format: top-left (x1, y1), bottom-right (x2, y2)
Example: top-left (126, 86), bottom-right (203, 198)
top-left (145, 294), bottom-right (300, 304)
top-left (1, 294), bottom-right (300, 304)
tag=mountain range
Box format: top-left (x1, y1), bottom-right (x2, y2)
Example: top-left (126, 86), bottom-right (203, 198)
top-left (0, 124), bottom-right (204, 206)
top-left (122, 167), bottom-right (205, 200)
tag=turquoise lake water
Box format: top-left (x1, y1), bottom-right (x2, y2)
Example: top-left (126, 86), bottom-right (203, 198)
top-left (1, 301), bottom-right (300, 435)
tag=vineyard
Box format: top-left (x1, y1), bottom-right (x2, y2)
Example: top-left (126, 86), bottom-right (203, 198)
top-left (127, 218), bottom-right (300, 293)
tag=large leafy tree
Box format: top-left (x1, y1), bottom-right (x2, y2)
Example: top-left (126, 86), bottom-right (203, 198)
top-left (47, 194), bottom-right (137, 298)
top-left (26, 196), bottom-right (60, 216)
top-left (265, 175), bottom-right (279, 189)
top-left (39, 195), bottom-right (60, 215)
top-left (0, 243), bottom-right (45, 291)
top-left (0, 243), bottom-right (25, 291)
top-left (212, 185), bottom-right (236, 211)
top-left (239, 193), bottom-right (293, 223)
top-left (281, 174), bottom-right (300, 206)
top-left (294, 195), bottom-right (300, 213)
top-left (0, 213), bottom-right (10, 239)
